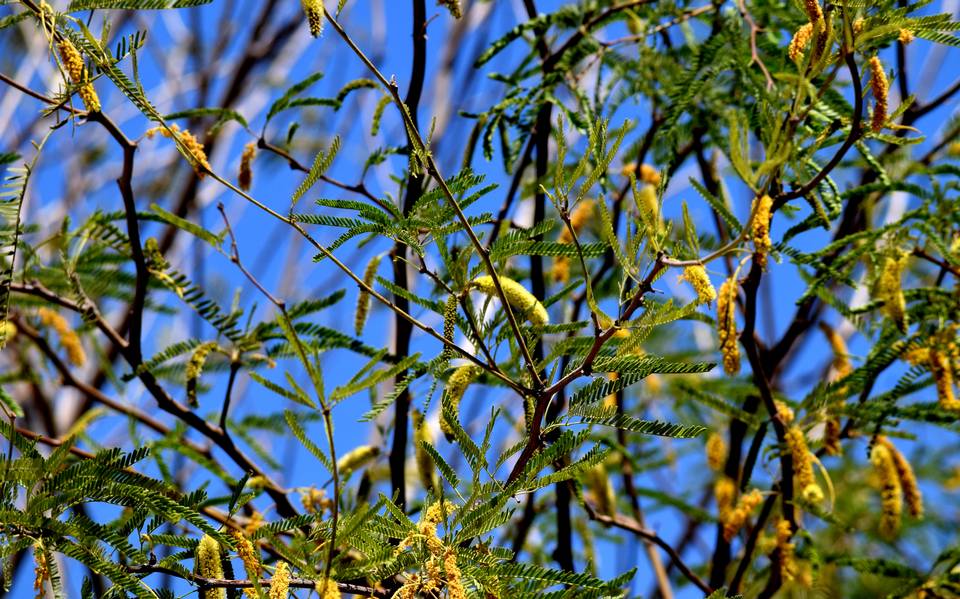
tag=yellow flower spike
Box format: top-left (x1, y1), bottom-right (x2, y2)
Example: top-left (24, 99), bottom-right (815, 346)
top-left (355, 254), bottom-right (382, 336)
top-left (899, 28), bottom-right (914, 44)
top-left (876, 251), bottom-right (909, 333)
top-left (33, 542), bottom-right (49, 599)
top-left (238, 142), bottom-right (256, 191)
top-left (336, 445), bottom-right (380, 478)
top-left (437, 0), bottom-right (463, 19)
top-left (441, 294), bottom-right (458, 358)
top-left (584, 463), bottom-right (616, 516)
top-left (722, 488), bottom-right (763, 541)
top-left (639, 163), bottom-right (661, 186)
top-left (412, 409), bottom-right (439, 494)
top-left (635, 183), bottom-right (662, 232)
top-left (877, 436), bottom-right (923, 519)
top-left (717, 276), bottom-right (740, 375)
top-left (784, 426), bottom-right (823, 504)
top-left (823, 417), bottom-right (842, 456)
top-left (230, 530), bottom-right (261, 598)
top-left (145, 124), bottom-right (211, 177)
top-left (752, 195), bottom-right (773, 268)
top-left (301, 0), bottom-right (324, 37)
top-left (37, 307), bottom-right (86, 367)
top-left (679, 265), bottom-right (716, 305)
top-left (470, 275), bottom-right (549, 326)
top-left (804, 0), bottom-right (824, 28)
top-left (551, 256), bottom-right (571, 283)
top-left (706, 432), bottom-right (727, 471)
top-left (775, 519), bottom-right (796, 582)
top-left (715, 476), bottom-right (737, 517)
top-left (819, 322), bottom-right (853, 380)
top-left (194, 535), bottom-right (226, 599)
top-left (788, 23), bottom-right (813, 62)
top-left (316, 579), bottom-right (341, 599)
top-left (871, 442), bottom-right (903, 539)
top-left (0, 321), bottom-right (17, 346)
top-left (558, 199), bottom-right (595, 244)
top-left (930, 348), bottom-right (960, 412)
top-left (869, 56), bottom-right (889, 133)
top-left (269, 561), bottom-right (290, 599)
top-left (440, 364), bottom-right (482, 441)
top-left (56, 39), bottom-right (100, 112)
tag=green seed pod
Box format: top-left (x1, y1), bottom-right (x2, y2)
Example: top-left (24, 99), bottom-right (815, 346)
top-left (336, 445), bottom-right (380, 478)
top-left (440, 365), bottom-right (483, 442)
top-left (194, 535), bottom-right (226, 599)
top-left (412, 409), bottom-right (439, 493)
top-left (470, 275), bottom-right (548, 327)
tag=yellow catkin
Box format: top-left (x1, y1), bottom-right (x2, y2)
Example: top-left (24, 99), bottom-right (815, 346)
top-left (316, 579), bottom-right (341, 599)
top-left (785, 426), bottom-right (823, 504)
top-left (706, 432), bottom-right (727, 471)
top-left (56, 39), bottom-right (100, 112)
top-left (824, 417), bottom-right (842, 456)
top-left (788, 23), bottom-right (814, 62)
top-left (717, 277), bottom-right (740, 375)
top-left (804, 0), bottom-right (824, 28)
top-left (238, 142), bottom-right (256, 191)
top-left (819, 322), bottom-right (853, 380)
top-left (437, 0), bottom-right (462, 18)
top-left (444, 549), bottom-right (467, 599)
top-left (877, 436), bottom-right (922, 518)
top-left (852, 18), bottom-right (866, 38)
top-left (186, 341), bottom-right (218, 407)
top-left (336, 445), bottom-right (379, 478)
top-left (301, 0), bottom-right (324, 37)
top-left (775, 401), bottom-right (795, 425)
top-left (635, 184), bottom-right (661, 232)
top-left (877, 252), bottom-right (908, 333)
top-left (442, 294), bottom-right (458, 358)
top-left (33, 542), bottom-right (48, 599)
top-left (623, 163), bottom-right (661, 186)
top-left (440, 365), bottom-right (482, 441)
top-left (145, 124), bottom-right (211, 177)
top-left (470, 275), bottom-right (549, 326)
top-left (300, 487), bottom-right (332, 514)
top-left (0, 321), bottom-right (17, 346)
top-left (899, 29), bottom-right (914, 44)
top-left (269, 561), bottom-right (290, 599)
top-left (715, 477), bottom-right (737, 517)
top-left (355, 254), bottom-right (382, 335)
top-left (553, 199), bottom-right (595, 282)
top-left (871, 442), bottom-right (903, 539)
top-left (869, 56), bottom-right (889, 133)
top-left (412, 409), bottom-right (439, 494)
top-left (37, 307), bottom-right (86, 367)
top-left (230, 530), bottom-right (261, 598)
top-left (679, 265), bottom-right (717, 305)
top-left (752, 195), bottom-right (773, 268)
top-left (930, 349), bottom-right (960, 412)
top-left (722, 489), bottom-right (763, 541)
top-left (584, 463), bottom-right (616, 516)
top-left (195, 535), bottom-right (226, 599)
top-left (776, 519), bottom-right (796, 582)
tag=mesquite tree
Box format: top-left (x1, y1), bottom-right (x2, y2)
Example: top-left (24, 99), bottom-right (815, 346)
top-left (1, 0), bottom-right (960, 597)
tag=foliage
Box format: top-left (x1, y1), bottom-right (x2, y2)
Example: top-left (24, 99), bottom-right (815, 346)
top-left (1, 0), bottom-right (959, 598)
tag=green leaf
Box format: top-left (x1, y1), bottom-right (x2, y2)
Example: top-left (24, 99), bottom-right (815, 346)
top-left (149, 203), bottom-right (223, 247)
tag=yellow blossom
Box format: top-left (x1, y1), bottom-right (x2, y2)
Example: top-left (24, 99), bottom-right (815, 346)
top-left (785, 426), bottom-right (823, 504)
top-left (679, 265), bottom-right (716, 305)
top-left (440, 365), bottom-right (483, 441)
top-left (145, 124), bottom-right (211, 177)
top-left (871, 442), bottom-right (903, 539)
top-left (869, 56), bottom-right (889, 133)
top-left (717, 276), bottom-right (740, 375)
top-left (788, 23), bottom-right (813, 62)
top-left (877, 436), bottom-right (923, 519)
top-left (238, 142), bottom-right (256, 191)
top-left (195, 535), bottom-right (226, 599)
top-left (470, 275), bottom-right (549, 326)
top-left (269, 561), bottom-right (290, 599)
top-left (706, 432), bottom-right (727, 471)
top-left (56, 39), bottom-right (100, 112)
top-left (301, 0), bottom-right (324, 37)
top-left (722, 488), bottom-right (763, 541)
top-left (37, 307), bottom-right (85, 367)
top-left (752, 195), bottom-right (773, 268)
